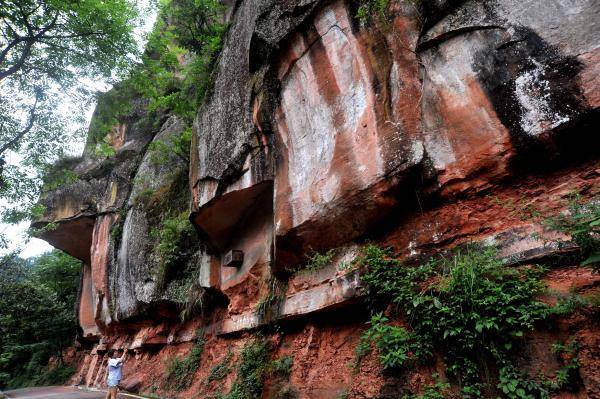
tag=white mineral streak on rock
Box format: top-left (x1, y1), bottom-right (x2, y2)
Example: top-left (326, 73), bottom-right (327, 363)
top-left (514, 60), bottom-right (570, 136)
top-left (408, 240), bottom-right (418, 256)
top-left (115, 208), bottom-right (140, 320)
top-left (280, 48), bottom-right (336, 227)
top-left (421, 36), bottom-right (483, 173)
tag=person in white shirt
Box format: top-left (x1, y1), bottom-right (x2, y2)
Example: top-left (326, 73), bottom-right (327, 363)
top-left (105, 348), bottom-right (128, 399)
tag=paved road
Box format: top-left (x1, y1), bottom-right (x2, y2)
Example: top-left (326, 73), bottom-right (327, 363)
top-left (3, 386), bottom-right (107, 399)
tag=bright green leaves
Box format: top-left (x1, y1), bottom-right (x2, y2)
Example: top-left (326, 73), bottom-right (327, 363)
top-left (0, 0), bottom-right (140, 239)
top-left (357, 246), bottom-right (553, 397)
top-left (148, 127), bottom-right (192, 166)
top-left (129, 0), bottom-right (227, 122)
top-left (151, 211), bottom-right (196, 290)
top-left (356, 313), bottom-right (427, 369)
top-left (226, 339), bottom-right (272, 399)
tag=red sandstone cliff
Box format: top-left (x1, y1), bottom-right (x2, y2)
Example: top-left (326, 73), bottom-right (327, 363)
top-left (33, 0), bottom-right (599, 397)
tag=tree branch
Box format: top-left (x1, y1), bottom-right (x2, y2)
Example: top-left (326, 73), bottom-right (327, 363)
top-left (0, 12), bottom-right (59, 81)
top-left (0, 38), bottom-right (34, 81)
top-left (0, 90), bottom-right (40, 156)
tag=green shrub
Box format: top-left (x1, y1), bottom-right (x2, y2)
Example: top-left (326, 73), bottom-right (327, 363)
top-left (271, 355), bottom-right (293, 379)
top-left (402, 374), bottom-right (451, 399)
top-left (306, 249), bottom-right (336, 270)
top-left (148, 127), bottom-right (192, 166)
top-left (545, 194), bottom-right (600, 271)
top-left (36, 363), bottom-right (76, 386)
top-left (357, 246), bottom-right (552, 397)
top-left (129, 0), bottom-right (227, 122)
top-left (292, 248), bottom-right (336, 276)
top-left (164, 334), bottom-right (205, 392)
top-left (550, 340), bottom-right (581, 391)
top-left (223, 339), bottom-right (271, 399)
top-left (356, 0), bottom-right (391, 22)
top-left (549, 291), bottom-right (589, 316)
top-left (355, 313), bottom-right (426, 369)
top-left (151, 211), bottom-right (196, 290)
top-left (0, 251), bottom-right (81, 389)
top-left (207, 349), bottom-right (234, 383)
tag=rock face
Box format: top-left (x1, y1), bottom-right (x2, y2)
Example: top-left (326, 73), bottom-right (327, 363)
top-left (36, 0), bottom-right (599, 397)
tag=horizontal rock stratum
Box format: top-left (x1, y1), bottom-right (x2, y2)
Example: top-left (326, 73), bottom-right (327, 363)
top-left (34, 0), bottom-right (599, 397)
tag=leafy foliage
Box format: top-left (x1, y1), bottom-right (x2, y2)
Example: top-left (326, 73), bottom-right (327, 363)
top-left (207, 349), bottom-right (233, 383)
top-left (305, 249), bottom-right (336, 272)
top-left (127, 0), bottom-right (226, 123)
top-left (0, 0), bottom-right (140, 246)
top-left (271, 355), bottom-right (293, 380)
top-left (357, 245), bottom-right (556, 397)
top-left (356, 0), bottom-right (391, 22)
top-left (546, 194), bottom-right (600, 272)
top-left (164, 333), bottom-right (205, 392)
top-left (224, 339), bottom-right (272, 399)
top-left (0, 250), bottom-right (81, 388)
top-left (151, 211), bottom-right (196, 290)
top-left (402, 374), bottom-right (452, 399)
top-left (550, 340), bottom-right (581, 391)
top-left (148, 126), bottom-right (192, 166)
top-left (356, 313), bottom-right (425, 369)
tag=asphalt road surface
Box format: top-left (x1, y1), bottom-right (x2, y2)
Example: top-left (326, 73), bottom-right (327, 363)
top-left (3, 387), bottom-right (108, 399)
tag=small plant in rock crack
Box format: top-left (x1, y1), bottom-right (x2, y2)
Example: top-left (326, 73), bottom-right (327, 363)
top-left (294, 248), bottom-right (336, 276)
top-left (207, 349), bottom-right (233, 383)
top-left (164, 332), bottom-right (205, 391)
top-left (549, 339), bottom-right (581, 391)
top-left (402, 373), bottom-right (452, 399)
top-left (151, 211), bottom-right (196, 290)
top-left (255, 277), bottom-right (287, 323)
top-left (356, 0), bottom-right (390, 22)
top-left (356, 245), bottom-right (554, 397)
top-left (270, 355), bottom-right (293, 379)
top-left (222, 339), bottom-right (271, 399)
top-left (545, 193), bottom-right (600, 272)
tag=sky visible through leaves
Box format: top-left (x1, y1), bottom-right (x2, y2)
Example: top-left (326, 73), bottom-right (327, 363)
top-left (0, 1), bottom-right (156, 258)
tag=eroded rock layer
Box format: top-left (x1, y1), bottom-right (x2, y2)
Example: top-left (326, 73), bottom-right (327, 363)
top-left (36, 0), bottom-right (599, 397)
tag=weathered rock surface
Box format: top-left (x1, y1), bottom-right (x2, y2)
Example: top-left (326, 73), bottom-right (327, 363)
top-left (36, 0), bottom-right (599, 397)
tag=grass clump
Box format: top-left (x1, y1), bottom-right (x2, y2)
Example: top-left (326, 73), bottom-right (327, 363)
top-left (164, 333), bottom-right (205, 392)
top-left (305, 249), bottom-right (336, 271)
top-left (356, 245), bottom-right (558, 397)
top-left (291, 248), bottom-right (336, 276)
top-left (255, 278), bottom-right (287, 323)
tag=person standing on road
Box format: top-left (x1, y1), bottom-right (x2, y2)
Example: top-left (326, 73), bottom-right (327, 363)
top-left (105, 348), bottom-right (128, 399)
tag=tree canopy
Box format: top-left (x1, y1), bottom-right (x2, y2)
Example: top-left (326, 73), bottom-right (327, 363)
top-left (0, 0), bottom-right (140, 249)
top-left (0, 250), bottom-right (81, 388)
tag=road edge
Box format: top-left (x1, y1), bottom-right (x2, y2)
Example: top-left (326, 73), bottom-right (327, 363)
top-left (77, 386), bottom-right (153, 399)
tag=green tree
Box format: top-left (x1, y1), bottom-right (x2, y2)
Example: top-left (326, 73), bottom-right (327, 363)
top-left (0, 250), bottom-right (81, 388)
top-left (0, 0), bottom-right (140, 248)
